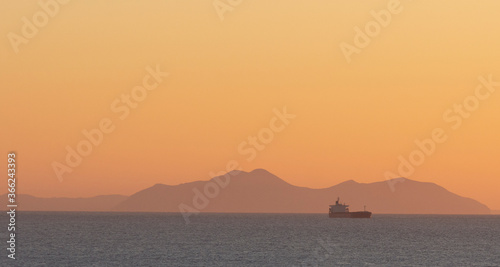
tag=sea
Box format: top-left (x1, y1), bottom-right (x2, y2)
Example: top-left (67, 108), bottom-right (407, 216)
top-left (1, 212), bottom-right (499, 266)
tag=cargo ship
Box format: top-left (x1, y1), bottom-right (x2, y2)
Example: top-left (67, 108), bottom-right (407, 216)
top-left (329, 197), bottom-right (371, 218)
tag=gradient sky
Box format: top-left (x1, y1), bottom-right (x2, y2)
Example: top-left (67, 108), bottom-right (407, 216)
top-left (1, 1), bottom-right (499, 210)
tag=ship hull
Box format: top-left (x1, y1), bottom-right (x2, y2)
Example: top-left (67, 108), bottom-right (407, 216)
top-left (329, 211), bottom-right (371, 218)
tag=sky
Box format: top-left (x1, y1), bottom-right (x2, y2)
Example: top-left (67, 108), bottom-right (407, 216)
top-left (1, 0), bottom-right (500, 210)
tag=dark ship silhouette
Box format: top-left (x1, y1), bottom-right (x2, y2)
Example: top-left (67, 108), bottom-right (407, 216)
top-left (329, 197), bottom-right (371, 218)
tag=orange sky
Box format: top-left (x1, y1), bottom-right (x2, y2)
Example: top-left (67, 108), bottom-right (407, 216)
top-left (1, 1), bottom-right (499, 210)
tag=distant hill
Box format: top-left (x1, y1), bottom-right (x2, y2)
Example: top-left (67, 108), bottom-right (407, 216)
top-left (1, 194), bottom-right (127, 212)
top-left (3, 169), bottom-right (491, 214)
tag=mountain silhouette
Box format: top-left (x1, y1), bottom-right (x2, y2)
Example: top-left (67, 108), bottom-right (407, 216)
top-left (114, 169), bottom-right (490, 214)
top-left (3, 169), bottom-right (490, 214)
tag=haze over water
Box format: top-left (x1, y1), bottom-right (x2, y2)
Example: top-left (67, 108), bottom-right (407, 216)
top-left (2, 212), bottom-right (499, 266)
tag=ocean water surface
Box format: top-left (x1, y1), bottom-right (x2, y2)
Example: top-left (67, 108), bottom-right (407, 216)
top-left (1, 212), bottom-right (499, 266)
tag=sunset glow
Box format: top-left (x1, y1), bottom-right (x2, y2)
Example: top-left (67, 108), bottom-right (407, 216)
top-left (1, 0), bottom-right (500, 210)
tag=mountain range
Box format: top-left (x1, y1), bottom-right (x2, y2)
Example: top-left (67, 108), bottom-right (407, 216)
top-left (3, 169), bottom-right (491, 214)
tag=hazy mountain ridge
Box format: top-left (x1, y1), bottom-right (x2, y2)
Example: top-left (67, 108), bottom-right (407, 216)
top-left (3, 169), bottom-right (491, 214)
top-left (1, 194), bottom-right (127, 212)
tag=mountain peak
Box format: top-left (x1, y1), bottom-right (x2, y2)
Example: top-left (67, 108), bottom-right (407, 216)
top-left (249, 168), bottom-right (272, 175)
top-left (343, 179), bottom-right (358, 184)
top-left (386, 177), bottom-right (413, 183)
